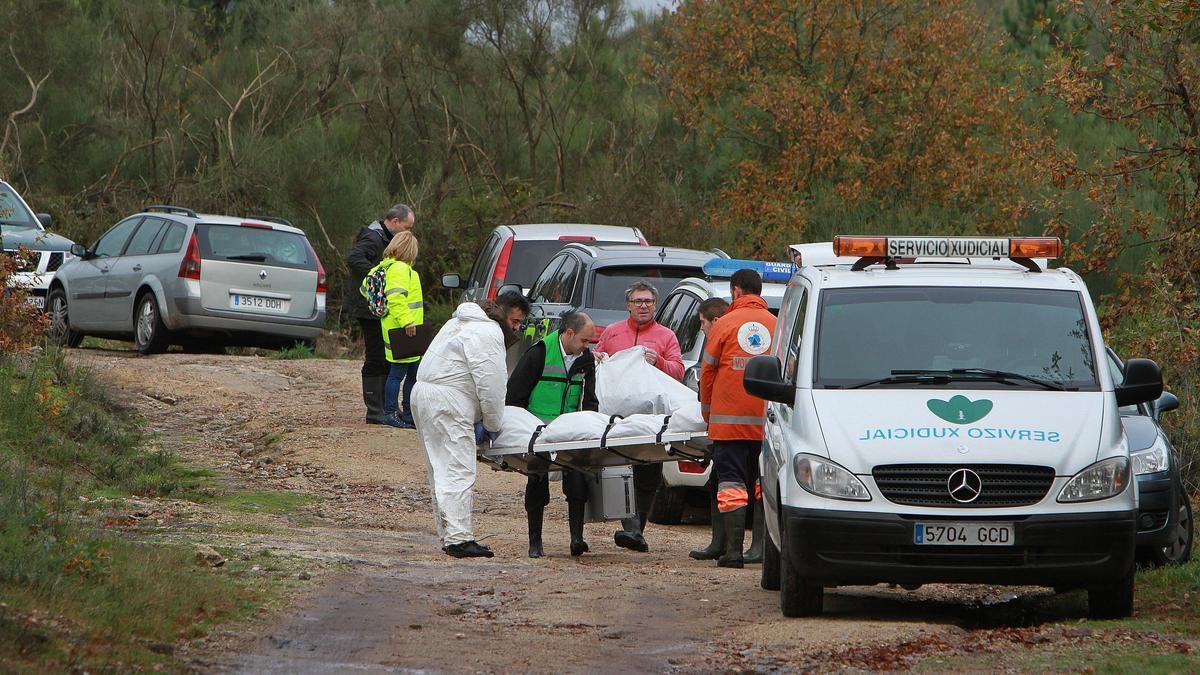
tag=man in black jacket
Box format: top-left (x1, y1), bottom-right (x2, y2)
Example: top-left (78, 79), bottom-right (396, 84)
top-left (344, 204), bottom-right (415, 424)
top-left (506, 311), bottom-right (598, 557)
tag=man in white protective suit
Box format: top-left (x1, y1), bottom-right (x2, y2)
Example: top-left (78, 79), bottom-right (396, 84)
top-left (411, 292), bottom-right (530, 558)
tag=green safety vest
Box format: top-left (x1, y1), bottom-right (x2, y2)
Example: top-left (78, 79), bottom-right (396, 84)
top-left (528, 330), bottom-right (585, 423)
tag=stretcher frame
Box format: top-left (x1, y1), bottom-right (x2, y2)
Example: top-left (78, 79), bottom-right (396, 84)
top-left (478, 430), bottom-right (710, 476)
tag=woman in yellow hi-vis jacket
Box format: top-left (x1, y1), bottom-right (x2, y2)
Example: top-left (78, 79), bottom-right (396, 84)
top-left (373, 231), bottom-right (423, 428)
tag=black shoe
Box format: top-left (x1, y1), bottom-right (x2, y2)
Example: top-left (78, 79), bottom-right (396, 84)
top-left (613, 529), bottom-right (649, 552)
top-left (443, 541), bottom-right (495, 558)
top-left (570, 539), bottom-right (590, 557)
top-left (567, 501), bottom-right (588, 557)
top-left (528, 507), bottom-right (545, 559)
top-left (690, 488), bottom-right (725, 560)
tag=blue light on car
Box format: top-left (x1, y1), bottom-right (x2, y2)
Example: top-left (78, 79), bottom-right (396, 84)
top-left (702, 258), bottom-right (795, 283)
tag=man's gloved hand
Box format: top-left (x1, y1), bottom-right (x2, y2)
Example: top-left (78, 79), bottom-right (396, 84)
top-left (474, 422), bottom-right (487, 445)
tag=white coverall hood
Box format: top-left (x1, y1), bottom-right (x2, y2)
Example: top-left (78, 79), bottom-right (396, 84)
top-left (412, 302), bottom-right (508, 546)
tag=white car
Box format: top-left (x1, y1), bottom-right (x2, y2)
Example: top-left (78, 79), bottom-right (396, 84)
top-left (745, 235), bottom-right (1160, 620)
top-left (648, 274), bottom-right (786, 524)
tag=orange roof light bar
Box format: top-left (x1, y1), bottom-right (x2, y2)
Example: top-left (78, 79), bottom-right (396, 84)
top-left (833, 235), bottom-right (887, 258)
top-left (1009, 237), bottom-right (1062, 259)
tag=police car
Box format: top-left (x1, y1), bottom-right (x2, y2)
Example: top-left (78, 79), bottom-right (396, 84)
top-left (743, 236), bottom-right (1161, 620)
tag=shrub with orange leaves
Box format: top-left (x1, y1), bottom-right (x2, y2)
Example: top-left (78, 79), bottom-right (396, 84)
top-left (0, 246), bottom-right (48, 352)
top-left (651, 0), bottom-right (1044, 256)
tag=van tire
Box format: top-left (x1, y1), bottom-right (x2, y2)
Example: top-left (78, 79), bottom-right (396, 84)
top-left (780, 536), bottom-right (823, 617)
top-left (647, 482), bottom-right (687, 525)
top-left (134, 292), bottom-right (170, 355)
top-left (761, 532), bottom-right (781, 591)
top-left (1087, 571), bottom-right (1134, 620)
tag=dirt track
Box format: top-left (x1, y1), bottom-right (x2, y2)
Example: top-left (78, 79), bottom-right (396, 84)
top-left (73, 347), bottom-right (1088, 673)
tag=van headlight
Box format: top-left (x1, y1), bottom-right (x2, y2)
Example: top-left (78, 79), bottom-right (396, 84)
top-left (1057, 456), bottom-right (1131, 503)
top-left (792, 454), bottom-right (871, 501)
top-left (1131, 436), bottom-right (1169, 476)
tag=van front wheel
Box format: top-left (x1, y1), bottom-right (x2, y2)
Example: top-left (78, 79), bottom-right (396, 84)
top-left (779, 536), bottom-right (822, 617)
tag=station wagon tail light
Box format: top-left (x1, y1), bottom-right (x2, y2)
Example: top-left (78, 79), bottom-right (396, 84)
top-left (178, 233), bottom-right (202, 280)
top-left (240, 221), bottom-right (273, 229)
top-left (306, 240), bottom-right (327, 294)
top-left (559, 235), bottom-right (596, 241)
top-left (487, 237), bottom-right (515, 300)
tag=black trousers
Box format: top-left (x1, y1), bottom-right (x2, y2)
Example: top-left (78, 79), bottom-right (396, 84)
top-left (525, 470), bottom-right (590, 511)
top-left (359, 318), bottom-right (389, 378)
top-left (633, 463), bottom-right (663, 502)
top-left (712, 439), bottom-right (761, 513)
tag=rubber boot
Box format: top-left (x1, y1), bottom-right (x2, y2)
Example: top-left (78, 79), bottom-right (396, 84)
top-left (743, 498), bottom-right (765, 564)
top-left (527, 507), bottom-right (545, 558)
top-left (717, 507), bottom-right (747, 569)
top-left (614, 515), bottom-right (649, 552)
top-left (568, 501), bottom-right (589, 557)
top-left (689, 490), bottom-right (726, 560)
top-left (362, 375), bottom-right (387, 425)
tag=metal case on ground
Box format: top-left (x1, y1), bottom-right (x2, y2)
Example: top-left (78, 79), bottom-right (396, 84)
top-left (585, 466), bottom-right (636, 522)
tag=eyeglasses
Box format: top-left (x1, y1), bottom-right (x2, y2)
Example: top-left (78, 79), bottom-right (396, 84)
top-left (628, 299), bottom-right (655, 306)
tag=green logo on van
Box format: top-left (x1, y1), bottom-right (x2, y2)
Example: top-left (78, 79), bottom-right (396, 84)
top-left (927, 396), bottom-right (993, 425)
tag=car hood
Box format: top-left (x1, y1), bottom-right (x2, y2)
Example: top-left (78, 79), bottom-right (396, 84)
top-left (0, 228), bottom-right (73, 251)
top-left (810, 389), bottom-right (1106, 475)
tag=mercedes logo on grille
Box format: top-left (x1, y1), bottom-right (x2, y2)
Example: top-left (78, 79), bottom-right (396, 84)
top-left (947, 468), bottom-right (982, 503)
top-left (259, 270), bottom-right (268, 280)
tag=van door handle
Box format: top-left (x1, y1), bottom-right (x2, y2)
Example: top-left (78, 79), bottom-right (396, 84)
top-left (132, 265), bottom-right (142, 272)
top-left (767, 409), bottom-right (778, 423)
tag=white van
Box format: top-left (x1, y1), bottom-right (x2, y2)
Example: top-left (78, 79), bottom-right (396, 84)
top-left (743, 236), bottom-right (1163, 620)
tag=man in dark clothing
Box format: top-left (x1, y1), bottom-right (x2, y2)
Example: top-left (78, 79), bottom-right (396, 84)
top-left (506, 311), bottom-right (598, 558)
top-left (343, 204), bottom-right (415, 424)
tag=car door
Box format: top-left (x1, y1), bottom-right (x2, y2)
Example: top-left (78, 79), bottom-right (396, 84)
top-left (70, 216), bottom-right (141, 329)
top-left (104, 216), bottom-right (168, 329)
top-left (762, 283), bottom-right (808, 531)
top-left (464, 233), bottom-right (501, 303)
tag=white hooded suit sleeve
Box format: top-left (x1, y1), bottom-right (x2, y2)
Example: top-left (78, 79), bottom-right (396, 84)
top-left (465, 322), bottom-right (507, 432)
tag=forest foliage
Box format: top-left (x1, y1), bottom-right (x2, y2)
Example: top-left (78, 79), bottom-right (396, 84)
top-left (1, 0), bottom-right (1197, 471)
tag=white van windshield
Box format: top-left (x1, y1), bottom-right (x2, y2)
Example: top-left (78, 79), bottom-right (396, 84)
top-left (815, 286), bottom-right (1099, 390)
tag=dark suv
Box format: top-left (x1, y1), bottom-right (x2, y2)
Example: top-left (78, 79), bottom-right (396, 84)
top-left (508, 244), bottom-right (718, 366)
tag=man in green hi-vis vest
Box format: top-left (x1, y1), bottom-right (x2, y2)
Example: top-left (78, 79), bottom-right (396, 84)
top-left (506, 311), bottom-right (598, 558)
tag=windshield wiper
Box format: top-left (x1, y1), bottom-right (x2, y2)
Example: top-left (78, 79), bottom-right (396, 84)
top-left (846, 372), bottom-right (952, 389)
top-left (225, 254), bottom-right (268, 262)
top-left (894, 368), bottom-right (1069, 391)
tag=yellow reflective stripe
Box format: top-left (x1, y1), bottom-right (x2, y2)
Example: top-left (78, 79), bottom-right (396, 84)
top-left (709, 414), bottom-right (765, 426)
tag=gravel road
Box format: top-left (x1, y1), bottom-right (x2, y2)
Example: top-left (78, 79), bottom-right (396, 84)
top-left (73, 348), bottom-right (1081, 673)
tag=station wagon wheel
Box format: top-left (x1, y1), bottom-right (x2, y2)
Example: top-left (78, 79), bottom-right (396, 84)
top-left (1156, 492), bottom-right (1194, 566)
top-left (46, 288), bottom-right (84, 347)
top-left (134, 292), bottom-right (170, 355)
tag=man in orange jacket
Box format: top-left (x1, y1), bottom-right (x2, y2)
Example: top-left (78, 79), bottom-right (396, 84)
top-left (699, 269), bottom-right (777, 568)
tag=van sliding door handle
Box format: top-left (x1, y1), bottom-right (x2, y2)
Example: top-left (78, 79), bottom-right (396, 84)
top-left (766, 409), bottom-right (778, 423)
top-left (132, 265), bottom-right (142, 272)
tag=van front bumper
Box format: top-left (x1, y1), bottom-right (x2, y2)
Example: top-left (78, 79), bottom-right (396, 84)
top-left (781, 506), bottom-right (1135, 588)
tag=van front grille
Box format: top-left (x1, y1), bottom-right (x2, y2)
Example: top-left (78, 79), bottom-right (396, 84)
top-left (873, 464), bottom-right (1055, 508)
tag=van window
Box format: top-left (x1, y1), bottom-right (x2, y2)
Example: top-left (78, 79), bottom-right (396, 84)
top-left (672, 296), bottom-right (702, 354)
top-left (530, 257), bottom-right (567, 304)
top-left (783, 288), bottom-right (808, 385)
top-left (815, 286), bottom-right (1099, 390)
top-left (469, 234), bottom-right (501, 289)
top-left (156, 222), bottom-right (186, 254)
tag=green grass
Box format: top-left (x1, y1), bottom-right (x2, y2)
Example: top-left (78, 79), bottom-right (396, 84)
top-left (213, 490), bottom-right (319, 515)
top-left (918, 641), bottom-right (1199, 673)
top-left (0, 347), bottom-right (271, 670)
top-left (269, 342), bottom-right (318, 360)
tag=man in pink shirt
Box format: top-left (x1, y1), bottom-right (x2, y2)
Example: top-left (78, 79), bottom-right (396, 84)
top-left (595, 281), bottom-right (684, 552)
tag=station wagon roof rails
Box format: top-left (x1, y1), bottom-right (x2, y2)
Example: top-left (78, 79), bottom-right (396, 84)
top-left (247, 215), bottom-right (296, 228)
top-left (832, 235), bottom-right (1062, 273)
top-left (144, 205), bottom-right (198, 218)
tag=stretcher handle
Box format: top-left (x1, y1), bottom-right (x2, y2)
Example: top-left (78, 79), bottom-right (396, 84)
top-left (655, 415), bottom-right (671, 445)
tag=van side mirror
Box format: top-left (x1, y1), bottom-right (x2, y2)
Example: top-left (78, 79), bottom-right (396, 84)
top-left (442, 273), bottom-right (462, 289)
top-left (1115, 358), bottom-right (1163, 407)
top-left (743, 355), bottom-right (794, 405)
top-left (69, 243), bottom-right (89, 259)
top-left (36, 213), bottom-right (53, 229)
top-left (497, 283), bottom-right (523, 298)
top-left (1153, 391), bottom-right (1179, 422)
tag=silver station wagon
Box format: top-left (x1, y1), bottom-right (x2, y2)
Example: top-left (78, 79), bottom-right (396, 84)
top-left (47, 205), bottom-right (326, 354)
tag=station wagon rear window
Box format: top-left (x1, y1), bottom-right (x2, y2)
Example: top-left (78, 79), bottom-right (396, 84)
top-left (195, 224), bottom-right (316, 271)
top-left (589, 266), bottom-right (699, 311)
top-left (815, 286), bottom-right (1099, 390)
top-left (508, 240), bottom-right (631, 289)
